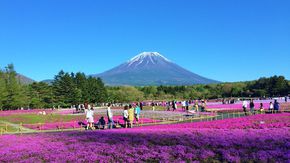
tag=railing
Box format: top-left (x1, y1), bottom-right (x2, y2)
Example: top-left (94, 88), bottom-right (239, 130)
top-left (0, 106), bottom-right (289, 135)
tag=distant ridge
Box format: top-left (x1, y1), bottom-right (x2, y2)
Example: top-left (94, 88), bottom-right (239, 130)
top-left (41, 79), bottom-right (54, 85)
top-left (93, 52), bottom-right (219, 86)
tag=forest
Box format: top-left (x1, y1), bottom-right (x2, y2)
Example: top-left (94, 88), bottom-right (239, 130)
top-left (0, 64), bottom-right (289, 110)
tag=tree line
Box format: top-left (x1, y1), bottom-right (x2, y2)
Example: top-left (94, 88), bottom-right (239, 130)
top-left (0, 64), bottom-right (107, 110)
top-left (0, 64), bottom-right (289, 110)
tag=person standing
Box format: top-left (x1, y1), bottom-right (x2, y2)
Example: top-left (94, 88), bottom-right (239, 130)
top-left (181, 101), bottom-right (186, 111)
top-left (84, 102), bottom-right (89, 113)
top-left (174, 101), bottom-right (178, 111)
top-left (242, 99), bottom-right (248, 115)
top-left (135, 104), bottom-right (141, 126)
top-left (274, 100), bottom-right (280, 112)
top-left (172, 101), bottom-right (176, 111)
top-left (107, 103), bottom-right (114, 129)
top-left (85, 107), bottom-right (94, 130)
top-left (201, 100), bottom-right (206, 112)
top-left (139, 102), bottom-right (143, 110)
top-left (128, 104), bottom-right (135, 128)
top-left (269, 101), bottom-right (274, 112)
top-left (250, 99), bottom-right (255, 114)
top-left (123, 105), bottom-right (129, 128)
top-left (166, 101), bottom-right (170, 111)
top-left (194, 100), bottom-right (199, 112)
top-left (151, 102), bottom-right (155, 111)
top-left (185, 100), bottom-right (189, 112)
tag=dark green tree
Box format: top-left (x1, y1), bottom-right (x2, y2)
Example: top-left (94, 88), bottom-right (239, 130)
top-left (3, 64), bottom-right (28, 110)
top-left (0, 70), bottom-right (8, 110)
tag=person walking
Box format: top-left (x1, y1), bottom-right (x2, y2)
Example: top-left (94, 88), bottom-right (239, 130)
top-left (107, 103), bottom-right (114, 129)
top-left (128, 104), bottom-right (135, 128)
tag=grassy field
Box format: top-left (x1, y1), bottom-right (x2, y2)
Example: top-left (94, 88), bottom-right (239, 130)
top-left (0, 122), bottom-right (18, 132)
top-left (0, 114), bottom-right (84, 124)
top-left (142, 106), bottom-right (166, 111)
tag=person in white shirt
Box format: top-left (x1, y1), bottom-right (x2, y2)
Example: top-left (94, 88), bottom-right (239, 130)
top-left (269, 102), bottom-right (274, 111)
top-left (123, 105), bottom-right (129, 128)
top-left (107, 103), bottom-right (114, 129)
top-left (242, 99), bottom-right (248, 115)
top-left (182, 101), bottom-right (186, 111)
top-left (85, 107), bottom-right (94, 130)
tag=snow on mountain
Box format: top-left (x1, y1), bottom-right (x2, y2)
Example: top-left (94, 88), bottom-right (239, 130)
top-left (93, 52), bottom-right (219, 86)
top-left (128, 52), bottom-right (171, 66)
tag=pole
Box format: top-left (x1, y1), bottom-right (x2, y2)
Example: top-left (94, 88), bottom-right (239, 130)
top-left (19, 123), bottom-right (22, 134)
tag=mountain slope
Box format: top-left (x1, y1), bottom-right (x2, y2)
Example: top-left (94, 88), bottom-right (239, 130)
top-left (16, 74), bottom-right (35, 85)
top-left (93, 52), bottom-right (219, 86)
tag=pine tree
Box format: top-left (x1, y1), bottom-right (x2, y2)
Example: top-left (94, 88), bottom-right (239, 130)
top-left (28, 82), bottom-right (53, 108)
top-left (74, 72), bottom-right (88, 102)
top-left (0, 70), bottom-right (8, 110)
top-left (3, 64), bottom-right (28, 110)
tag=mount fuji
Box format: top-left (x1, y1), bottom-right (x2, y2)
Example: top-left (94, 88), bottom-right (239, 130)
top-left (93, 52), bottom-right (219, 86)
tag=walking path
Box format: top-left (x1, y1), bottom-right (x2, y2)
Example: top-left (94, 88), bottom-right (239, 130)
top-left (0, 120), bottom-right (36, 133)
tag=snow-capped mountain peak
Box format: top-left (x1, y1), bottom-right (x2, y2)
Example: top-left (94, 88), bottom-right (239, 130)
top-left (127, 52), bottom-right (171, 66)
top-left (94, 51), bottom-right (219, 86)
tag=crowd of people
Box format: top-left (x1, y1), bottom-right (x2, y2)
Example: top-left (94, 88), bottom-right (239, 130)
top-left (81, 96), bottom-right (287, 130)
top-left (242, 99), bottom-right (281, 115)
top-left (84, 103), bottom-right (141, 130)
top-left (148, 100), bottom-right (207, 112)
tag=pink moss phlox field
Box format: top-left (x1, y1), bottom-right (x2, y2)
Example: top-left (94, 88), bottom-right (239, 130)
top-left (130, 113), bottom-right (290, 130)
top-left (206, 103), bottom-right (270, 110)
top-left (113, 116), bottom-right (161, 125)
top-left (23, 121), bottom-right (80, 130)
top-left (0, 113), bottom-right (289, 162)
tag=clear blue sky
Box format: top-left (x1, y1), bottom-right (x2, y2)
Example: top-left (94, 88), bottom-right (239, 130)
top-left (0, 0), bottom-right (289, 82)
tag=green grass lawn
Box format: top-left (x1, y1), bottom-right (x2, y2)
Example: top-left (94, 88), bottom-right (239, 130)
top-left (142, 106), bottom-right (166, 111)
top-left (0, 122), bottom-right (17, 132)
top-left (0, 114), bottom-right (85, 124)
